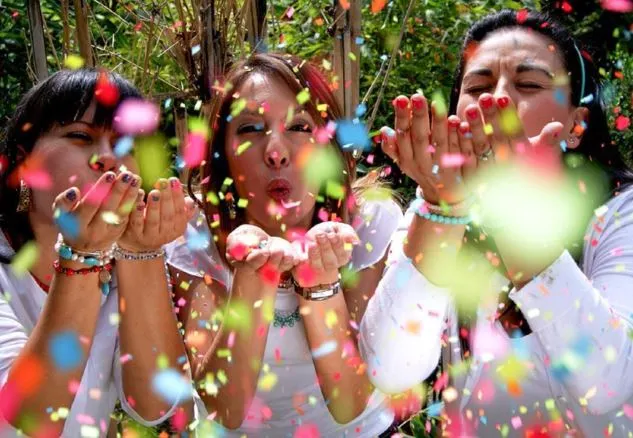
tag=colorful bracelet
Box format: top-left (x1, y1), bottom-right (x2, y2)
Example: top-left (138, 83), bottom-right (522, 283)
top-left (415, 186), bottom-right (475, 217)
top-left (53, 260), bottom-right (113, 296)
top-left (54, 234), bottom-right (115, 267)
top-left (113, 245), bottom-right (165, 261)
top-left (410, 198), bottom-right (471, 225)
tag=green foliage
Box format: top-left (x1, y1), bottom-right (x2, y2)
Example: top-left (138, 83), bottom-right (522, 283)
top-left (606, 37), bottom-right (633, 166)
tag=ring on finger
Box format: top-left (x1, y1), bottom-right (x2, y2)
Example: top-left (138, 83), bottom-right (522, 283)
top-left (477, 148), bottom-right (495, 161)
top-left (396, 126), bottom-right (411, 135)
top-left (258, 239), bottom-right (269, 249)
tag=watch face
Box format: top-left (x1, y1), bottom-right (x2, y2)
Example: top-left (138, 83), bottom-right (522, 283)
top-left (310, 289), bottom-right (335, 300)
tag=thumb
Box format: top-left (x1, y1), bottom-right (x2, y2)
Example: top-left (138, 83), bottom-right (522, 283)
top-left (522, 122), bottom-right (565, 175)
top-left (532, 121), bottom-right (564, 148)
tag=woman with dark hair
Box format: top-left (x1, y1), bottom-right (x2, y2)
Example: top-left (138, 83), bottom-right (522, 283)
top-left (0, 68), bottom-right (194, 436)
top-left (360, 9), bottom-right (633, 436)
top-left (166, 53), bottom-right (402, 436)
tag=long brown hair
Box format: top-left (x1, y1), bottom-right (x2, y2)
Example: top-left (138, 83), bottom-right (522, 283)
top-left (188, 53), bottom-right (367, 252)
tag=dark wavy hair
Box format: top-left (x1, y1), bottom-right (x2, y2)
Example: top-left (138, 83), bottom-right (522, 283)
top-left (0, 68), bottom-right (141, 261)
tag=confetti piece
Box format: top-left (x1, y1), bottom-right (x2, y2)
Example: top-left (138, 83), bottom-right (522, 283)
top-left (101, 211), bottom-right (122, 225)
top-left (325, 310), bottom-right (338, 329)
top-left (623, 404), bottom-right (633, 419)
top-left (64, 54), bottom-right (85, 70)
top-left (371, 0), bottom-right (387, 14)
top-left (296, 89), bottom-right (311, 105)
top-left (257, 372), bottom-right (278, 391)
top-left (325, 180), bottom-right (345, 199)
top-left (615, 115), bottom-right (630, 131)
top-left (94, 73), bottom-right (119, 107)
top-left (50, 331), bottom-right (83, 371)
top-left (311, 340), bottom-right (337, 358)
top-left (431, 91), bottom-right (447, 117)
top-left (294, 423), bottom-right (321, 438)
top-left (483, 123), bottom-right (494, 136)
top-left (601, 0), bottom-right (633, 12)
top-left (21, 167), bottom-right (52, 190)
top-left (499, 108), bottom-right (522, 136)
top-left (236, 141), bottom-right (252, 155)
top-left (113, 136), bottom-right (134, 157)
top-left (10, 241), bottom-right (39, 277)
top-left (441, 153), bottom-right (466, 168)
top-left (336, 120), bottom-right (370, 151)
top-left (113, 99), bottom-right (160, 135)
top-left (152, 369), bottom-right (193, 404)
top-left (80, 425), bottom-right (100, 438)
top-left (134, 134), bottom-right (171, 190)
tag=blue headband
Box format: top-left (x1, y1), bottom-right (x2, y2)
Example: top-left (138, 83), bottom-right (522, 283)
top-left (573, 44), bottom-right (586, 106)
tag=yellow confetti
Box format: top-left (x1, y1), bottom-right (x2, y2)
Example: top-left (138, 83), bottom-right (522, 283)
top-left (483, 123), bottom-right (494, 136)
top-left (442, 387), bottom-right (458, 403)
top-left (237, 198), bottom-right (248, 208)
top-left (325, 310), bottom-right (338, 329)
top-left (499, 108), bottom-right (522, 136)
top-left (322, 60), bottom-right (332, 71)
top-left (604, 345), bottom-right (617, 363)
top-left (230, 98), bottom-right (247, 117)
top-left (365, 242), bottom-right (374, 252)
top-left (325, 180), bottom-right (345, 199)
top-left (317, 104), bottom-right (329, 112)
top-left (64, 54), bottom-right (85, 70)
top-left (157, 353), bottom-right (169, 369)
top-left (236, 141), bottom-right (252, 155)
top-left (258, 372), bottom-right (278, 391)
top-left (296, 89), bottom-right (310, 105)
top-left (11, 241), bottom-right (39, 277)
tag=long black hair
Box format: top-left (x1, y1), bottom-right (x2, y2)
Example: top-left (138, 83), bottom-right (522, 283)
top-left (0, 68), bottom-right (141, 261)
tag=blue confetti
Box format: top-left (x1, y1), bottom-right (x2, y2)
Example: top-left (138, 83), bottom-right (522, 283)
top-left (427, 402), bottom-right (444, 417)
top-left (336, 120), bottom-right (370, 151)
top-left (311, 340), bottom-right (337, 358)
top-left (49, 331), bottom-right (82, 371)
top-left (580, 94), bottom-right (594, 105)
top-left (186, 227), bottom-right (210, 251)
top-left (114, 136), bottom-right (134, 157)
top-left (55, 210), bottom-right (80, 240)
top-left (355, 37), bottom-right (365, 45)
top-left (560, 140), bottom-right (568, 152)
top-left (152, 368), bottom-right (193, 404)
top-left (554, 88), bottom-right (568, 106)
top-left (355, 103), bottom-right (367, 118)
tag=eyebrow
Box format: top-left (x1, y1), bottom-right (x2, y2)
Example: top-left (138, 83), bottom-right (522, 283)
top-left (516, 63), bottom-right (554, 78)
top-left (63, 120), bottom-right (97, 128)
top-left (232, 105), bottom-right (309, 119)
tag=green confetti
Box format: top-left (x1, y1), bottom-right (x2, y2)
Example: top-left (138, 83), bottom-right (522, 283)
top-left (134, 134), bottom-right (171, 191)
top-left (222, 177), bottom-right (234, 187)
top-left (11, 241), bottom-right (39, 277)
top-left (223, 300), bottom-right (252, 333)
top-left (296, 88), bottom-right (311, 105)
top-left (236, 141), bottom-right (252, 155)
top-left (325, 180), bottom-right (345, 199)
top-left (237, 198), bottom-right (248, 208)
top-left (188, 117), bottom-right (210, 137)
top-left (157, 353), bottom-right (169, 369)
top-left (206, 191), bottom-right (219, 205)
top-left (431, 91), bottom-right (447, 117)
top-left (302, 147), bottom-right (342, 188)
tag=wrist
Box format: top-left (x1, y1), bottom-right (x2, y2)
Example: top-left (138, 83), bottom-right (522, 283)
top-left (294, 270), bottom-right (339, 288)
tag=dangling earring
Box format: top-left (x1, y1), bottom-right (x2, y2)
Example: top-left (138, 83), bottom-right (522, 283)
top-left (225, 192), bottom-right (237, 220)
top-left (16, 180), bottom-right (31, 213)
top-left (568, 137), bottom-right (576, 147)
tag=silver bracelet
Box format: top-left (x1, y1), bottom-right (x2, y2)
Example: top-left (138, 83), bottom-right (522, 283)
top-left (113, 245), bottom-right (166, 261)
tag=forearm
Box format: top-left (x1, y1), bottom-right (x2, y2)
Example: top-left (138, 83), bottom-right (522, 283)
top-left (404, 213), bottom-right (465, 286)
top-left (116, 257), bottom-right (189, 421)
top-left (4, 264), bottom-right (101, 434)
top-left (301, 293), bottom-right (372, 424)
top-left (196, 269), bottom-right (276, 430)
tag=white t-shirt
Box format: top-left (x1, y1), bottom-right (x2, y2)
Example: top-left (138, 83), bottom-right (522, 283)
top-left (360, 188), bottom-right (633, 437)
top-left (166, 199), bottom-right (403, 437)
top-left (0, 235), bottom-right (177, 437)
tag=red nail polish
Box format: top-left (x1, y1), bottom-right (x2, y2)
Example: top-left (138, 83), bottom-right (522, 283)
top-left (459, 124), bottom-right (470, 135)
top-left (411, 97), bottom-right (424, 111)
top-left (497, 96), bottom-right (510, 109)
top-left (466, 108), bottom-right (479, 120)
top-left (481, 95), bottom-right (494, 109)
top-left (395, 97), bottom-right (408, 110)
top-left (448, 119), bottom-right (460, 129)
top-left (170, 179), bottom-right (180, 189)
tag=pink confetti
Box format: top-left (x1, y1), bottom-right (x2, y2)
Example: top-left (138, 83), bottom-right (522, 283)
top-left (440, 153), bottom-right (466, 168)
top-left (68, 379), bottom-right (80, 394)
top-left (113, 99), bottom-right (160, 135)
top-left (601, 0), bottom-right (633, 12)
top-left (227, 331), bottom-right (236, 348)
top-left (261, 405), bottom-right (273, 420)
top-left (83, 181), bottom-right (111, 206)
top-left (171, 408), bottom-right (187, 432)
top-left (76, 414), bottom-right (95, 425)
top-left (366, 154), bottom-right (374, 164)
top-left (183, 132), bottom-right (207, 168)
top-left (294, 424), bottom-right (321, 438)
top-left (615, 115), bottom-right (630, 131)
top-left (120, 353), bottom-right (133, 364)
top-left (21, 168), bottom-right (52, 190)
top-left (274, 348), bottom-right (281, 362)
top-left (511, 416), bottom-right (523, 429)
top-left (623, 404), bottom-right (633, 419)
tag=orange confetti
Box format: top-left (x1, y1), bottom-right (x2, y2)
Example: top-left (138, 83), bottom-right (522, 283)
top-left (507, 379), bottom-right (523, 397)
top-left (339, 0), bottom-right (350, 10)
top-left (371, 0), bottom-right (387, 13)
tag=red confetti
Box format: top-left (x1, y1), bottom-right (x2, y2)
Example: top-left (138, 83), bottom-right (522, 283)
top-left (561, 1), bottom-right (573, 13)
top-left (295, 263), bottom-right (316, 286)
top-left (94, 73), bottom-right (119, 107)
top-left (227, 242), bottom-right (249, 262)
top-left (615, 115), bottom-right (630, 131)
top-left (601, 0), bottom-right (633, 12)
top-left (170, 408), bottom-right (187, 432)
top-left (294, 423), bottom-right (321, 438)
top-left (517, 9), bottom-right (529, 24)
top-left (259, 263), bottom-right (280, 286)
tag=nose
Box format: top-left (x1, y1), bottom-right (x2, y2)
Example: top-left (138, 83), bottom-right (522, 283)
top-left (264, 134), bottom-right (290, 169)
top-left (91, 136), bottom-right (118, 173)
top-left (493, 77), bottom-right (515, 101)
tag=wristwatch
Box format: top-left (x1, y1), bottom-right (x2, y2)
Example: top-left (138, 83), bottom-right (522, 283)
top-left (293, 278), bottom-right (341, 301)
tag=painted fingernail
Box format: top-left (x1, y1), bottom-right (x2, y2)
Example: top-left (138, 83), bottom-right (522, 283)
top-left (170, 179), bottom-right (181, 189)
top-left (466, 108), bottom-right (479, 120)
top-left (122, 173), bottom-right (131, 183)
top-left (105, 173), bottom-right (115, 183)
top-left (448, 118), bottom-right (460, 129)
top-left (152, 193), bottom-right (160, 202)
top-left (459, 124), bottom-right (471, 135)
top-left (411, 97), bottom-right (424, 110)
top-left (497, 96), bottom-right (510, 109)
top-left (136, 203), bottom-right (144, 211)
top-left (66, 189), bottom-right (77, 201)
top-left (131, 178), bottom-right (139, 187)
top-left (395, 96), bottom-right (409, 110)
top-left (480, 95), bottom-right (494, 110)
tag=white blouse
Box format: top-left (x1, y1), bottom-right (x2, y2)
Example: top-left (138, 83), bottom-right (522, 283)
top-left (166, 198), bottom-right (403, 437)
top-left (0, 235), bottom-right (179, 437)
top-left (359, 189), bottom-right (633, 437)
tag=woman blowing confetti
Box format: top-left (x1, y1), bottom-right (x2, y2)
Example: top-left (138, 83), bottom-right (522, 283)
top-left (360, 9), bottom-right (633, 437)
top-left (166, 53), bottom-right (403, 436)
top-left (0, 69), bottom-right (194, 436)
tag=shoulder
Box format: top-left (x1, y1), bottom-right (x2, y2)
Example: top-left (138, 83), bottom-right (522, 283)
top-left (350, 197), bottom-right (404, 271)
top-left (165, 211), bottom-right (230, 286)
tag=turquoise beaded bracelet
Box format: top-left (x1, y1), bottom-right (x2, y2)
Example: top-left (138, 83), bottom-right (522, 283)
top-left (410, 199), bottom-right (471, 225)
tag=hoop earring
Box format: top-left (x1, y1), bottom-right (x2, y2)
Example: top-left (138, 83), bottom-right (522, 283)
top-left (16, 180), bottom-right (31, 213)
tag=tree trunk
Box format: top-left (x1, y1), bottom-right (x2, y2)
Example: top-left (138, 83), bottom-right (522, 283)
top-left (26, 0), bottom-right (48, 81)
top-left (73, 0), bottom-right (94, 66)
top-left (246, 0), bottom-right (268, 52)
top-left (332, 0), bottom-right (361, 119)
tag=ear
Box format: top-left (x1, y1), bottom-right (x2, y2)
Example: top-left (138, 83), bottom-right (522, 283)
top-left (567, 107), bottom-right (589, 149)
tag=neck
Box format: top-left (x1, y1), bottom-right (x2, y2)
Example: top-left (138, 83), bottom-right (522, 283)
top-left (27, 211), bottom-right (59, 290)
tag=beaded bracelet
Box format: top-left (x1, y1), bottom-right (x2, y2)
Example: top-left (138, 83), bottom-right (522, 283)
top-left (54, 234), bottom-right (115, 267)
top-left (113, 245), bottom-right (166, 261)
top-left (53, 260), bottom-right (113, 296)
top-left (415, 186), bottom-right (475, 218)
top-left (410, 198), bottom-right (471, 225)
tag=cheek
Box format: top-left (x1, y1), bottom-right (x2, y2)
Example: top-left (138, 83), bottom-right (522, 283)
top-left (517, 95), bottom-right (571, 137)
